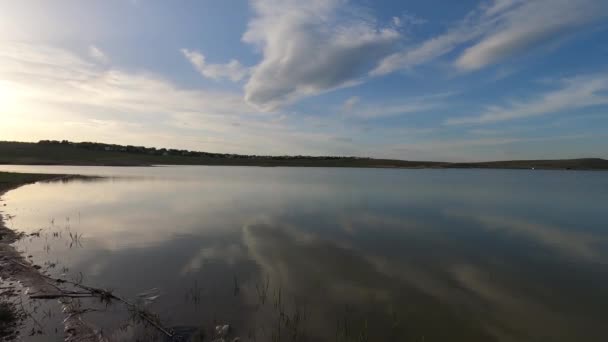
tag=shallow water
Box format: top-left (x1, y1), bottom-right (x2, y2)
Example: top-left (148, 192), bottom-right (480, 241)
top-left (1, 165), bottom-right (608, 341)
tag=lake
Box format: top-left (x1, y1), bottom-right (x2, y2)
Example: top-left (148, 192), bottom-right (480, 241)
top-left (1, 165), bottom-right (607, 341)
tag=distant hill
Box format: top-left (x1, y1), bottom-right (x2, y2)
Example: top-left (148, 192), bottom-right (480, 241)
top-left (0, 141), bottom-right (442, 168)
top-left (0, 141), bottom-right (606, 170)
top-left (449, 159), bottom-right (608, 170)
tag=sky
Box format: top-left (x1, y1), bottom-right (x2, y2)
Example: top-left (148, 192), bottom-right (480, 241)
top-left (0, 0), bottom-right (607, 161)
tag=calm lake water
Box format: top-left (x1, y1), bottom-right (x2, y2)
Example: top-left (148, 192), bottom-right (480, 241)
top-left (1, 165), bottom-right (607, 341)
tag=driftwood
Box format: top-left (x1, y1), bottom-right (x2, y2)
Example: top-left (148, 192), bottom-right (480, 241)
top-left (29, 293), bottom-right (95, 299)
top-left (8, 259), bottom-right (175, 339)
top-left (57, 278), bottom-right (173, 337)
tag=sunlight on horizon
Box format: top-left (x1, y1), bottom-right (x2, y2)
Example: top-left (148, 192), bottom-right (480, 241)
top-left (0, 81), bottom-right (20, 113)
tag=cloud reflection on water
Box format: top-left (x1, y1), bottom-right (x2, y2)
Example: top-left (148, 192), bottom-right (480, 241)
top-left (3, 167), bottom-right (608, 341)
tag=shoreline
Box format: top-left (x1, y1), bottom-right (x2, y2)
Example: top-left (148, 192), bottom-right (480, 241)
top-left (0, 172), bottom-right (176, 342)
top-left (0, 173), bottom-right (101, 341)
top-left (2, 141), bottom-right (608, 170)
top-left (2, 163), bottom-right (608, 172)
top-left (0, 173), bottom-right (76, 340)
top-left (0, 174), bottom-right (58, 340)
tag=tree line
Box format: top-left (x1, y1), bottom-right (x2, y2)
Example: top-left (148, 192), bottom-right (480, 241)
top-left (37, 140), bottom-right (366, 160)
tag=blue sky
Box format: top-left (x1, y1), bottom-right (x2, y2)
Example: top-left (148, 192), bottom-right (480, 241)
top-left (0, 0), bottom-right (607, 161)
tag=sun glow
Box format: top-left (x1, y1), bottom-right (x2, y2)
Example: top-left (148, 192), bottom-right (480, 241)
top-left (0, 81), bottom-right (21, 113)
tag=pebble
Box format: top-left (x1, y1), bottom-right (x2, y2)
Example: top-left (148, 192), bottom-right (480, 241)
top-left (215, 324), bottom-right (230, 337)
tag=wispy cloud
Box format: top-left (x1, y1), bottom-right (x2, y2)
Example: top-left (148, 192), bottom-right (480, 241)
top-left (0, 42), bottom-right (289, 153)
top-left (446, 73), bottom-right (608, 125)
top-left (2, 42), bottom-right (401, 157)
top-left (88, 45), bottom-right (109, 64)
top-left (372, 0), bottom-right (607, 75)
top-left (456, 0), bottom-right (608, 70)
top-left (343, 92), bottom-right (455, 119)
top-left (391, 12), bottom-right (427, 31)
top-left (181, 49), bottom-right (250, 82)
top-left (371, 19), bottom-right (482, 76)
top-left (342, 96), bottom-right (360, 111)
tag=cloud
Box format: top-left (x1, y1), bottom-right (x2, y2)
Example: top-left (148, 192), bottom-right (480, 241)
top-left (344, 92), bottom-right (454, 119)
top-left (0, 42), bottom-right (282, 152)
top-left (2, 42), bottom-right (399, 158)
top-left (242, 0), bottom-right (400, 111)
top-left (371, 16), bottom-right (484, 75)
top-left (392, 16), bottom-right (401, 27)
top-left (181, 49), bottom-right (249, 82)
top-left (456, 0), bottom-right (608, 70)
top-left (88, 45), bottom-right (109, 64)
top-left (392, 12), bottom-right (427, 29)
top-left (446, 73), bottom-right (608, 125)
top-left (342, 96), bottom-right (360, 111)
top-left (372, 0), bottom-right (607, 76)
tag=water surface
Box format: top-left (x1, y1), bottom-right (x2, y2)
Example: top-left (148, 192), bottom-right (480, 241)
top-left (1, 165), bottom-right (607, 341)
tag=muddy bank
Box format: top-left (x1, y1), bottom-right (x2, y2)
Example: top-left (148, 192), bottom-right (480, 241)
top-left (0, 173), bottom-right (101, 341)
top-left (0, 172), bottom-right (81, 284)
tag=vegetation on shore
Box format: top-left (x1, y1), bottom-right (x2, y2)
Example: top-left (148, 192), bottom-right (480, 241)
top-left (1, 140), bottom-right (443, 168)
top-left (1, 140), bottom-right (607, 170)
top-left (0, 171), bottom-right (67, 192)
top-left (0, 302), bottom-right (19, 340)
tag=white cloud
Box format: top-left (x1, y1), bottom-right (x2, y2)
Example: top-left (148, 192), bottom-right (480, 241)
top-left (88, 45), bottom-right (109, 64)
top-left (446, 73), bottom-right (608, 125)
top-left (181, 49), bottom-right (249, 82)
top-left (372, 0), bottom-right (607, 75)
top-left (242, 0), bottom-right (400, 111)
top-left (371, 14), bottom-right (485, 75)
top-left (456, 0), bottom-right (608, 71)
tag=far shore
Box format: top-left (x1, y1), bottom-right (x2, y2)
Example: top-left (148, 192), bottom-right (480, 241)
top-left (2, 141), bottom-right (608, 170)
